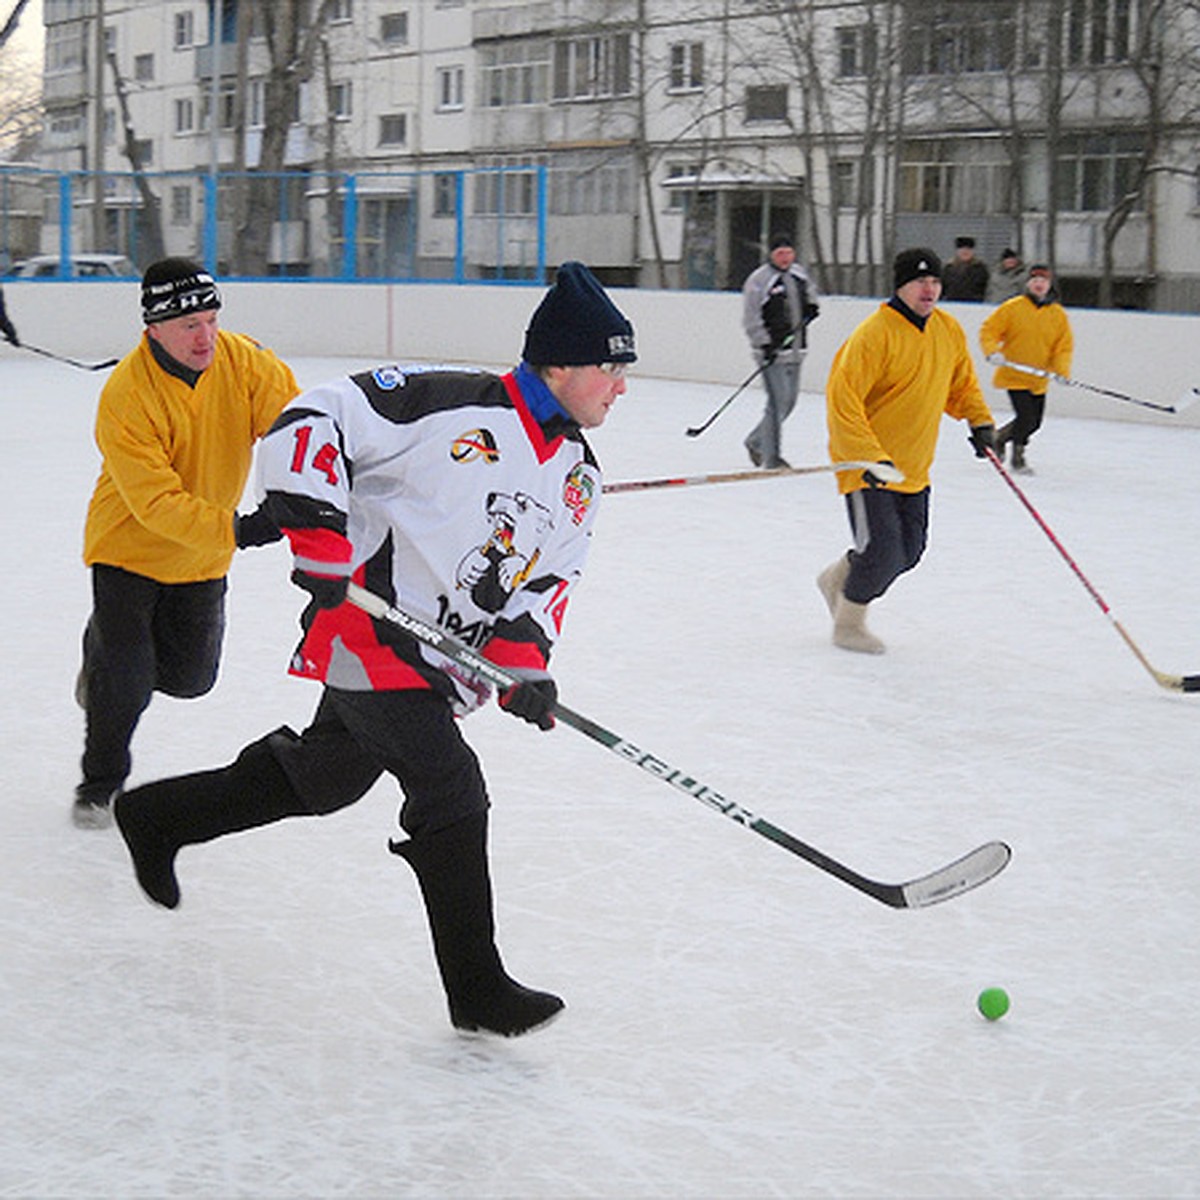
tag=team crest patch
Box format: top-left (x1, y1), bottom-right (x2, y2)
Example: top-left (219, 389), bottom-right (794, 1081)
top-left (450, 428), bottom-right (500, 464)
top-left (563, 463), bottom-right (597, 526)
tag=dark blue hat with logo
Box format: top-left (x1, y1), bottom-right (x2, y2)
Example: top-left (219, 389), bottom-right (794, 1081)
top-left (522, 261), bottom-right (636, 366)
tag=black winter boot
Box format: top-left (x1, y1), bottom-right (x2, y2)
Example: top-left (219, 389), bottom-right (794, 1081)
top-left (391, 812), bottom-right (564, 1037)
top-left (114, 731), bottom-right (306, 909)
top-left (1012, 443), bottom-right (1031, 474)
top-left (994, 422), bottom-right (1014, 464)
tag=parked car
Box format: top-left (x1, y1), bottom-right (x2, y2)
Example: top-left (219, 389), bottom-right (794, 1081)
top-left (6, 253), bottom-right (137, 279)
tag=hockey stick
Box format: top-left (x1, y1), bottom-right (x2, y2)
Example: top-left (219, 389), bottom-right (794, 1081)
top-left (985, 448), bottom-right (1200, 693)
top-left (346, 582), bottom-right (1011, 908)
top-left (604, 460), bottom-right (906, 495)
top-left (995, 356), bottom-right (1194, 414)
top-left (20, 343), bottom-right (119, 371)
top-left (684, 362), bottom-right (768, 438)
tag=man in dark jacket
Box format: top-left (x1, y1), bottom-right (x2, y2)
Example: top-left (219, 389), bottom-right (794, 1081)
top-left (941, 236), bottom-right (990, 302)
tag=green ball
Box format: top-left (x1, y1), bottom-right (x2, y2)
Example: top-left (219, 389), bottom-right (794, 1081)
top-left (977, 987), bottom-right (1010, 1021)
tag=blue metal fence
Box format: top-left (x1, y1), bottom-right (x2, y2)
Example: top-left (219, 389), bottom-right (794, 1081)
top-left (0, 164), bottom-right (548, 284)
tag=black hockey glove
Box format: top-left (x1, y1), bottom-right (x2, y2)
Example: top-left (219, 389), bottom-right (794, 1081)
top-left (3, 328), bottom-right (18, 347)
top-left (863, 460), bottom-right (896, 489)
top-left (290, 568), bottom-right (348, 610)
top-left (968, 424), bottom-right (996, 459)
top-left (234, 505), bottom-right (283, 549)
top-left (498, 674), bottom-right (558, 731)
top-left (759, 345), bottom-right (776, 366)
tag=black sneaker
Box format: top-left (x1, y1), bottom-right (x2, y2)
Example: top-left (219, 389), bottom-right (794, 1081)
top-left (450, 978), bottom-right (565, 1038)
top-left (72, 782), bottom-right (118, 830)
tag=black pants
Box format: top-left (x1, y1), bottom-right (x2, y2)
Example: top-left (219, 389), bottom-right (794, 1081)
top-left (843, 487), bottom-right (931, 604)
top-left (80, 564), bottom-right (226, 792)
top-left (1007, 389), bottom-right (1046, 446)
top-left (271, 687), bottom-right (490, 839)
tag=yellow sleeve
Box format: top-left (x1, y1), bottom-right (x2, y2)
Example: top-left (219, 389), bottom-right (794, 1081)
top-left (979, 305), bottom-right (1006, 359)
top-left (1049, 310), bottom-right (1074, 379)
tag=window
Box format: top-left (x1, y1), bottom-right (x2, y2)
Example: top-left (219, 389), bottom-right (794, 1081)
top-left (745, 85), bottom-right (788, 124)
top-left (329, 0), bottom-right (352, 21)
top-left (669, 42), bottom-right (704, 91)
top-left (46, 24), bottom-right (86, 74)
top-left (134, 53), bottom-right (155, 82)
top-left (553, 33), bottom-right (632, 100)
top-left (199, 85), bottom-right (236, 131)
top-left (174, 11), bottom-right (195, 50)
top-left (1056, 134), bottom-right (1145, 212)
top-left (1064, 0), bottom-right (1139, 65)
top-left (174, 97), bottom-right (194, 133)
top-left (437, 65), bottom-right (464, 111)
top-left (331, 81), bottom-right (353, 119)
top-left (480, 41), bottom-right (550, 108)
top-left (171, 185), bottom-right (193, 226)
top-left (549, 151), bottom-right (634, 216)
top-left (664, 162), bottom-right (701, 210)
top-left (903, 3), bottom-right (1017, 75)
top-left (474, 158), bottom-right (543, 216)
top-left (378, 114), bottom-right (407, 146)
top-left (837, 25), bottom-right (877, 77)
top-left (898, 143), bottom-right (1010, 214)
top-left (131, 139), bottom-right (153, 168)
top-left (433, 173), bottom-right (459, 217)
top-left (380, 12), bottom-right (408, 43)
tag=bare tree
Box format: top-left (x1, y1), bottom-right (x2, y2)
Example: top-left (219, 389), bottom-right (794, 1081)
top-left (105, 45), bottom-right (165, 264)
top-left (0, 0), bottom-right (34, 53)
top-left (1096, 0), bottom-right (1200, 307)
top-left (0, 0), bottom-right (41, 158)
top-left (231, 0), bottom-right (339, 276)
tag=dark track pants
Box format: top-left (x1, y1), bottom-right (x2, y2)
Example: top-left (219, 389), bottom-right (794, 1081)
top-left (270, 687), bottom-right (490, 838)
top-left (80, 564), bottom-right (226, 793)
top-left (843, 486), bottom-right (931, 604)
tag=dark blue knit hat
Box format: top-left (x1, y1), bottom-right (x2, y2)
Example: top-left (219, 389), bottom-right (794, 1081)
top-left (522, 261), bottom-right (636, 366)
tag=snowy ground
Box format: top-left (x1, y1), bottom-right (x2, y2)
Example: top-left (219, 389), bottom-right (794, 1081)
top-left (2, 351), bottom-right (1199, 1198)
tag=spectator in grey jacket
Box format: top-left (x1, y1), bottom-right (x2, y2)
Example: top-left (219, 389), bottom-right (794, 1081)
top-left (987, 249), bottom-right (1025, 304)
top-left (740, 235), bottom-right (820, 469)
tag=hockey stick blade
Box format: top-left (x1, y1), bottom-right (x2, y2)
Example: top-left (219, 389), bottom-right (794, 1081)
top-left (604, 460), bottom-right (905, 495)
top-left (22, 343), bottom-right (118, 371)
top-left (1173, 387), bottom-right (1200, 414)
top-left (987, 449), bottom-right (1200, 694)
top-left (346, 583), bottom-right (1011, 907)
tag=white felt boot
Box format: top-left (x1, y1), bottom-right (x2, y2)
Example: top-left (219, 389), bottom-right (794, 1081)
top-left (833, 596), bottom-right (886, 655)
top-left (816, 555), bottom-right (850, 617)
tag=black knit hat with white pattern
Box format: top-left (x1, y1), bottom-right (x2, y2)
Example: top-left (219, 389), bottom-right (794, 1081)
top-left (141, 258), bottom-right (222, 325)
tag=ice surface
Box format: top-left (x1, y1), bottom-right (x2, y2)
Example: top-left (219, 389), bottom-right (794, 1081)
top-left (2, 352), bottom-right (1198, 1198)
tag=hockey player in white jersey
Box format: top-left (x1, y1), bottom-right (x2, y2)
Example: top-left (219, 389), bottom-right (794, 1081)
top-left (114, 262), bottom-right (635, 1038)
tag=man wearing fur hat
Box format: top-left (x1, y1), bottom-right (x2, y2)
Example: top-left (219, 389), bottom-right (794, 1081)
top-left (114, 262), bottom-right (635, 1039)
top-left (941, 235), bottom-right (990, 302)
top-left (73, 258), bottom-right (299, 829)
top-left (817, 248), bottom-right (995, 654)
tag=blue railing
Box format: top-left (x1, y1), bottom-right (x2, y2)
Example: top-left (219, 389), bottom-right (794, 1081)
top-left (0, 164), bottom-right (548, 285)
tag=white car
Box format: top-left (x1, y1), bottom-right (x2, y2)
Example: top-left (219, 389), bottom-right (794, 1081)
top-left (7, 253), bottom-right (137, 279)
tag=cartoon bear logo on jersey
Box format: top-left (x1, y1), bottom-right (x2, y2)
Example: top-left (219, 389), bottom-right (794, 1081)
top-left (455, 490), bottom-right (554, 612)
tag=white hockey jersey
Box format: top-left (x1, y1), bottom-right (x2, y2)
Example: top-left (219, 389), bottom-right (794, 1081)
top-left (257, 365), bottom-right (601, 713)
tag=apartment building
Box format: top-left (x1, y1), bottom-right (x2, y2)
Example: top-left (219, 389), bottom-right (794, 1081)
top-left (28, 0), bottom-right (1200, 309)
